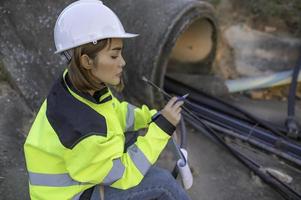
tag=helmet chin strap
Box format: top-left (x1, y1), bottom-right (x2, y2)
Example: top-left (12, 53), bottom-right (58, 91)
top-left (62, 49), bottom-right (73, 63)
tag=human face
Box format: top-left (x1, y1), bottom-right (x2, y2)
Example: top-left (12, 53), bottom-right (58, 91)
top-left (91, 38), bottom-right (126, 86)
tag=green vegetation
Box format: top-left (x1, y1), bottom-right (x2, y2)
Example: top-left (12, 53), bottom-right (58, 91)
top-left (235, 0), bottom-right (301, 37)
top-left (0, 60), bottom-right (8, 82)
top-left (207, 0), bottom-right (221, 6)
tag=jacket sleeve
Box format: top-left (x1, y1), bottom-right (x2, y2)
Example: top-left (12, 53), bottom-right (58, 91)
top-left (112, 97), bottom-right (158, 132)
top-left (64, 108), bottom-right (175, 190)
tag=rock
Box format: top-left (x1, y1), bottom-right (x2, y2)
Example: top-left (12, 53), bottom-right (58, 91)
top-left (264, 168), bottom-right (293, 184)
top-left (248, 90), bottom-right (265, 100)
top-left (224, 24), bottom-right (301, 77)
top-left (264, 26), bottom-right (277, 33)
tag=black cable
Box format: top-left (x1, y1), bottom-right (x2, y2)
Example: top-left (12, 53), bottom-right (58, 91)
top-left (184, 109), bottom-right (301, 167)
top-left (164, 76), bottom-right (288, 138)
top-left (183, 110), bottom-right (301, 200)
top-left (179, 117), bottom-right (187, 148)
top-left (286, 52), bottom-right (301, 139)
top-left (184, 99), bottom-right (301, 158)
top-left (171, 117), bottom-right (187, 178)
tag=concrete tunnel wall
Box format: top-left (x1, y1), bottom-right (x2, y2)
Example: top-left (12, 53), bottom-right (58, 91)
top-left (0, 0), bottom-right (217, 199)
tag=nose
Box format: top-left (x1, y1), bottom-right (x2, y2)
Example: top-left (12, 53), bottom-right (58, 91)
top-left (120, 55), bottom-right (126, 68)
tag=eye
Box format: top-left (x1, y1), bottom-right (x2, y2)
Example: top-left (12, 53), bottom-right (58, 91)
top-left (111, 56), bottom-right (118, 59)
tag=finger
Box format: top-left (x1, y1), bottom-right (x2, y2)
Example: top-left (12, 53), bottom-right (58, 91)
top-left (175, 107), bottom-right (182, 114)
top-left (174, 115), bottom-right (181, 125)
top-left (172, 100), bottom-right (184, 109)
top-left (175, 111), bottom-right (181, 118)
top-left (166, 97), bottom-right (178, 108)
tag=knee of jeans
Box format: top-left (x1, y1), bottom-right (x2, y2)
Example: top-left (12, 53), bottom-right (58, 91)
top-left (153, 167), bottom-right (176, 184)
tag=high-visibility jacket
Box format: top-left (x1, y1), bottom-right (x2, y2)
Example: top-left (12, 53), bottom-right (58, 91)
top-left (24, 70), bottom-right (175, 200)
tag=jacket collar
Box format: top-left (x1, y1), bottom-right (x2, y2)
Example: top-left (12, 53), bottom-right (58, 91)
top-left (62, 70), bottom-right (112, 104)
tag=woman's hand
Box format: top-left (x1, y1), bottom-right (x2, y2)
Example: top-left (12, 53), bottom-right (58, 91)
top-left (161, 97), bottom-right (184, 126)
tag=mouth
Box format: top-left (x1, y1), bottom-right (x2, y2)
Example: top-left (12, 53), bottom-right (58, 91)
top-left (116, 72), bottom-right (123, 77)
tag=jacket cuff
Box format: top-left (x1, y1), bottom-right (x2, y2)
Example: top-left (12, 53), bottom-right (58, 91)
top-left (152, 114), bottom-right (175, 136)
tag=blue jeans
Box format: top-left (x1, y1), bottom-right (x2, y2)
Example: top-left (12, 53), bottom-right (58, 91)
top-left (104, 166), bottom-right (191, 200)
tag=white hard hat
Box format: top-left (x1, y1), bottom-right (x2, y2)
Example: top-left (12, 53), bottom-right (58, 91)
top-left (54, 0), bottom-right (138, 54)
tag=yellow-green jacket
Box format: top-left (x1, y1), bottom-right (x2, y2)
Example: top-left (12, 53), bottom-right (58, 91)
top-left (24, 72), bottom-right (175, 200)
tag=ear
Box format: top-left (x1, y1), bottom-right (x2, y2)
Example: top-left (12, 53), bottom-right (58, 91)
top-left (80, 54), bottom-right (94, 70)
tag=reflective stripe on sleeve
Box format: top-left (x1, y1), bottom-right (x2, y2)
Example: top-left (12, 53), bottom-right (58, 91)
top-left (102, 158), bottom-right (125, 185)
top-left (127, 144), bottom-right (151, 175)
top-left (28, 172), bottom-right (82, 187)
top-left (125, 104), bottom-right (136, 132)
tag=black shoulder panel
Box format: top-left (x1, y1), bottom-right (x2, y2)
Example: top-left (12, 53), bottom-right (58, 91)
top-left (46, 78), bottom-right (107, 149)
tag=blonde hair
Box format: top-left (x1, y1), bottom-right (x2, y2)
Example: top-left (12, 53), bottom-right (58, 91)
top-left (67, 38), bottom-right (124, 93)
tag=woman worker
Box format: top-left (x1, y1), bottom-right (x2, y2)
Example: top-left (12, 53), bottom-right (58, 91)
top-left (24, 0), bottom-right (191, 199)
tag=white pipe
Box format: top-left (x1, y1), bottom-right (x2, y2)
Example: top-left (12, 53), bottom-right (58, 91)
top-left (177, 148), bottom-right (193, 190)
top-left (225, 70), bottom-right (301, 93)
top-left (171, 138), bottom-right (193, 190)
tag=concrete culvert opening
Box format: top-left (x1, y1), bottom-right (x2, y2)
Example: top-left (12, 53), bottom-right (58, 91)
top-left (168, 19), bottom-right (214, 72)
top-left (153, 10), bottom-right (219, 107)
top-left (165, 18), bottom-right (227, 99)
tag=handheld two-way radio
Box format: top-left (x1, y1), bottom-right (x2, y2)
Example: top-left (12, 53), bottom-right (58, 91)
top-left (142, 76), bottom-right (193, 190)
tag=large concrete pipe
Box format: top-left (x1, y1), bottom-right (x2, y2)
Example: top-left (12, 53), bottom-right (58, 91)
top-left (0, 0), bottom-right (73, 111)
top-left (103, 0), bottom-right (218, 107)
